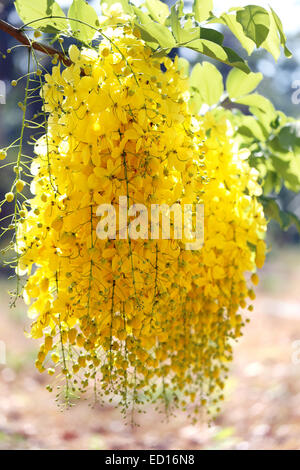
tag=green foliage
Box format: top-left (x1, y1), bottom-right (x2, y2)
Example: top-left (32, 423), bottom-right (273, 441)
top-left (102, 0), bottom-right (133, 15)
top-left (182, 39), bottom-right (251, 73)
top-left (133, 7), bottom-right (176, 50)
top-left (15, 0), bottom-right (68, 33)
top-left (260, 8), bottom-right (281, 61)
top-left (270, 7), bottom-right (292, 58)
top-left (209, 5), bottom-right (291, 61)
top-left (210, 12), bottom-right (255, 56)
top-left (261, 197), bottom-right (300, 232)
top-left (235, 94), bottom-right (276, 120)
top-left (15, 0), bottom-right (292, 68)
top-left (193, 0), bottom-right (213, 23)
top-left (236, 5), bottom-right (270, 48)
top-left (177, 57), bottom-right (190, 76)
top-left (189, 61), bottom-right (300, 232)
top-left (226, 69), bottom-right (263, 100)
top-left (68, 0), bottom-right (99, 42)
top-left (145, 0), bottom-right (169, 25)
top-left (190, 62), bottom-right (223, 108)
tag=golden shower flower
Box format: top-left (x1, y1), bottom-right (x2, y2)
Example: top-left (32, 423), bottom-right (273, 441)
top-left (13, 20), bottom-right (266, 419)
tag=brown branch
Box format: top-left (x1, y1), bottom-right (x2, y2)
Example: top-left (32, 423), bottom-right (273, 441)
top-left (220, 96), bottom-right (250, 114)
top-left (0, 19), bottom-right (72, 67)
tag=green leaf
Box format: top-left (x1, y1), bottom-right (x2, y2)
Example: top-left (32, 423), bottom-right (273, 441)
top-left (68, 0), bottom-right (99, 43)
top-left (260, 11), bottom-right (280, 61)
top-left (198, 27), bottom-right (223, 45)
top-left (260, 197), bottom-right (300, 231)
top-left (288, 155), bottom-right (300, 191)
top-left (237, 115), bottom-right (267, 142)
top-left (189, 92), bottom-right (203, 115)
top-left (173, 25), bottom-right (199, 44)
top-left (177, 26), bottom-right (223, 46)
top-left (226, 68), bottom-right (262, 100)
top-left (171, 1), bottom-right (223, 45)
top-left (145, 0), bottom-right (169, 25)
top-left (186, 39), bottom-right (250, 73)
top-left (210, 13), bottom-right (255, 56)
top-left (171, 0), bottom-right (184, 19)
top-left (15, 0), bottom-right (68, 32)
top-left (269, 151), bottom-right (300, 192)
top-left (236, 5), bottom-right (270, 48)
top-left (278, 123), bottom-right (300, 152)
top-left (137, 23), bottom-right (176, 50)
top-left (100, 0), bottom-right (133, 15)
top-left (170, 1), bottom-right (183, 41)
top-left (193, 0), bottom-right (213, 23)
top-left (178, 57), bottom-right (190, 77)
top-left (135, 26), bottom-right (160, 50)
top-left (190, 62), bottom-right (224, 107)
top-left (261, 197), bottom-right (282, 224)
top-left (263, 170), bottom-right (282, 194)
top-left (134, 8), bottom-right (176, 50)
top-left (235, 93), bottom-right (276, 118)
top-left (268, 135), bottom-right (286, 154)
top-left (287, 212), bottom-right (300, 232)
top-left (270, 7), bottom-right (292, 58)
top-left (271, 153), bottom-right (291, 178)
top-left (251, 107), bottom-right (272, 133)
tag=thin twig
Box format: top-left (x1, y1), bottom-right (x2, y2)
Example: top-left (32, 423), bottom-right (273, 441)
top-left (0, 19), bottom-right (72, 67)
top-left (219, 95), bottom-right (249, 113)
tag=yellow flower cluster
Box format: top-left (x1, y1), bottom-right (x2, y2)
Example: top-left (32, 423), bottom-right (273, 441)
top-left (14, 23), bottom-right (266, 418)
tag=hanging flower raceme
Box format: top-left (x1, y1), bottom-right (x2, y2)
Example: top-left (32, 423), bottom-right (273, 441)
top-left (12, 19), bottom-right (267, 419)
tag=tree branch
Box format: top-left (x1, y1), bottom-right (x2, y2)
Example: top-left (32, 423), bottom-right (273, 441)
top-left (0, 19), bottom-right (72, 67)
top-left (220, 96), bottom-right (250, 114)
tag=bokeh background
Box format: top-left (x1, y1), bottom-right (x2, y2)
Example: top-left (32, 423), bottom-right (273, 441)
top-left (1, 0), bottom-right (300, 450)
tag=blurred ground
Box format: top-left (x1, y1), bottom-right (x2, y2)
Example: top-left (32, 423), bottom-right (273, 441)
top-left (1, 247), bottom-right (300, 450)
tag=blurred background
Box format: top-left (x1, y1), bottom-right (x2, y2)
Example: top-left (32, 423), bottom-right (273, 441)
top-left (1, 0), bottom-right (300, 450)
